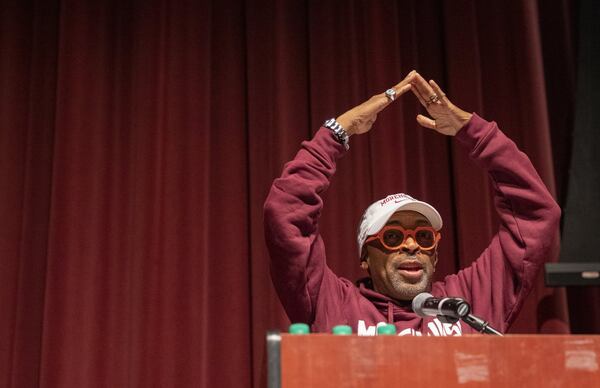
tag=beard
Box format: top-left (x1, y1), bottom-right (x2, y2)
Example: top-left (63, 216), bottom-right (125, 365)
top-left (385, 254), bottom-right (435, 300)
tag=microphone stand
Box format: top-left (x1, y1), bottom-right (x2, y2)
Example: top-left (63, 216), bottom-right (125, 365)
top-left (461, 313), bottom-right (503, 336)
top-left (435, 300), bottom-right (503, 336)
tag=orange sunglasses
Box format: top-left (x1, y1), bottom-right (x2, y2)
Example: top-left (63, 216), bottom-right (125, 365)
top-left (365, 225), bottom-right (441, 251)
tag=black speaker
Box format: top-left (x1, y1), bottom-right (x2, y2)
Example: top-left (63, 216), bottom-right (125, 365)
top-left (545, 263), bottom-right (600, 286)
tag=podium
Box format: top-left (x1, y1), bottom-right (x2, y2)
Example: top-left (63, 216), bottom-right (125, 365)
top-left (266, 333), bottom-right (600, 387)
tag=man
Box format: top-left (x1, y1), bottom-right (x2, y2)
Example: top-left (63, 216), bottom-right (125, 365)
top-left (263, 71), bottom-right (560, 336)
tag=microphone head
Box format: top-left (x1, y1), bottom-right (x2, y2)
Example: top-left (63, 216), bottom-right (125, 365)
top-left (412, 292), bottom-right (434, 317)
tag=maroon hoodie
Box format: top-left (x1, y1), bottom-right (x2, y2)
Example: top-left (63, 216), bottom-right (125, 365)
top-left (264, 114), bottom-right (560, 335)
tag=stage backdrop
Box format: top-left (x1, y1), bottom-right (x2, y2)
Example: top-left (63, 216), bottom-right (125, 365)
top-left (0, 1), bottom-right (584, 387)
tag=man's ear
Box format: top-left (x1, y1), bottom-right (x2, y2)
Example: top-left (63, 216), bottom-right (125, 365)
top-left (360, 247), bottom-right (369, 270)
top-left (431, 250), bottom-right (439, 271)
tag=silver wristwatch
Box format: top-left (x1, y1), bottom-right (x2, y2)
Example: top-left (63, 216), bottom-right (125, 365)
top-left (324, 118), bottom-right (349, 150)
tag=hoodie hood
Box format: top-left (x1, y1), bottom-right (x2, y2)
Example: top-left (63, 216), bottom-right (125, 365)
top-left (356, 277), bottom-right (423, 324)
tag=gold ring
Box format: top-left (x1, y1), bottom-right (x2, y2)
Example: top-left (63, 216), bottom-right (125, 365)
top-left (428, 94), bottom-right (440, 104)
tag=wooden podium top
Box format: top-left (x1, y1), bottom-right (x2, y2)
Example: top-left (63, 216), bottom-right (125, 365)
top-left (267, 334), bottom-right (600, 387)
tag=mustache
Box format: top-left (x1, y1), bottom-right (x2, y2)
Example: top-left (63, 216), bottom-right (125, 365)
top-left (399, 254), bottom-right (418, 260)
top-left (393, 254), bottom-right (420, 262)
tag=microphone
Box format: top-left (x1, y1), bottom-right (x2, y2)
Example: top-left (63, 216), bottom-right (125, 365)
top-left (412, 292), bottom-right (471, 319)
top-left (412, 292), bottom-right (503, 335)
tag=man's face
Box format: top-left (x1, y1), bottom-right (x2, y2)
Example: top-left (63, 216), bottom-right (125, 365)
top-left (362, 210), bottom-right (438, 301)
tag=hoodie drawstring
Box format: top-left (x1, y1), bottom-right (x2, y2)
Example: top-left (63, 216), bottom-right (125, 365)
top-left (387, 301), bottom-right (393, 323)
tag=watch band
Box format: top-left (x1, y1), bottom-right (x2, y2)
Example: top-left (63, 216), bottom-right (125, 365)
top-left (324, 118), bottom-right (349, 150)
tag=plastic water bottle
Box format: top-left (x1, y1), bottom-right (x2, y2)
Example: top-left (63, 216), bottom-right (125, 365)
top-left (332, 325), bottom-right (352, 335)
top-left (288, 323), bottom-right (310, 334)
top-left (377, 324), bottom-right (396, 335)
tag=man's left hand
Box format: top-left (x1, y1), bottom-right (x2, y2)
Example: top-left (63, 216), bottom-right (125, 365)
top-left (409, 72), bottom-right (472, 136)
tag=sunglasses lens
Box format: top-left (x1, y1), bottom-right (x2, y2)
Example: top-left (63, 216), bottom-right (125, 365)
top-left (416, 229), bottom-right (435, 248)
top-left (382, 229), bottom-right (404, 248)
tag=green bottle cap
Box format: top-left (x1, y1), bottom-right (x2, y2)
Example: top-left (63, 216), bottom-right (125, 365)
top-left (377, 324), bottom-right (397, 335)
top-left (288, 323), bottom-right (310, 334)
top-left (332, 325), bottom-right (353, 335)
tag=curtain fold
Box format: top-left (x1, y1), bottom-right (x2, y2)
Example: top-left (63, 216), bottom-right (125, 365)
top-left (1, 1), bottom-right (582, 387)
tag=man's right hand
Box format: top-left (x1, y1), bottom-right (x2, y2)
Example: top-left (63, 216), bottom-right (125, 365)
top-left (336, 71), bottom-right (415, 136)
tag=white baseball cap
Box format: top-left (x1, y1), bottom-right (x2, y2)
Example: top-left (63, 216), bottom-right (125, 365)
top-left (357, 193), bottom-right (443, 257)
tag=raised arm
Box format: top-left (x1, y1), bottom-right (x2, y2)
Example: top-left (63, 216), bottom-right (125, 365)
top-left (409, 72), bottom-right (561, 331)
top-left (263, 73), bottom-right (414, 324)
top-left (450, 114), bottom-right (560, 331)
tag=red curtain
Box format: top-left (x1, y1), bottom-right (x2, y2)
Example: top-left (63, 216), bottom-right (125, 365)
top-left (0, 1), bottom-right (580, 387)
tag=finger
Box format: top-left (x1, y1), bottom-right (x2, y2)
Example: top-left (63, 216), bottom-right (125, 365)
top-left (395, 83), bottom-right (412, 97)
top-left (411, 73), bottom-right (437, 103)
top-left (380, 71), bottom-right (417, 107)
top-left (392, 70), bottom-right (416, 90)
top-left (372, 83), bottom-right (411, 113)
top-left (387, 82), bottom-right (412, 100)
top-left (382, 84), bottom-right (411, 104)
top-left (416, 114), bottom-right (436, 130)
top-left (428, 80), bottom-right (448, 104)
top-left (410, 86), bottom-right (429, 108)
